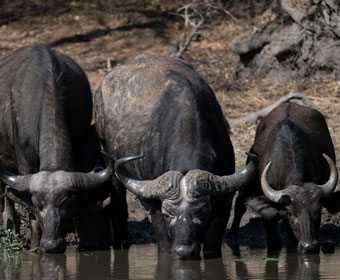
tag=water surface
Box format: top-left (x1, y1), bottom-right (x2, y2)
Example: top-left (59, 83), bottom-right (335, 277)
top-left (1, 244), bottom-right (340, 279)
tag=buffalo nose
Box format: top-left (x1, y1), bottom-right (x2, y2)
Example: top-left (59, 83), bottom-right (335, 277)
top-left (175, 245), bottom-right (200, 260)
top-left (299, 241), bottom-right (319, 254)
top-left (40, 238), bottom-right (64, 253)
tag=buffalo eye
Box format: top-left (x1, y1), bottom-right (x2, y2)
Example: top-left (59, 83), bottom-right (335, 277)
top-left (58, 196), bottom-right (69, 207)
top-left (278, 195), bottom-right (292, 206)
top-left (163, 212), bottom-right (175, 221)
top-left (192, 217), bottom-right (202, 225)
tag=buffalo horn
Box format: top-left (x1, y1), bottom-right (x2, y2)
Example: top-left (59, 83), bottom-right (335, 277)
top-left (0, 162), bottom-right (31, 192)
top-left (70, 161), bottom-right (114, 190)
top-left (319, 153), bottom-right (338, 197)
top-left (261, 161), bottom-right (284, 203)
top-left (194, 152), bottom-right (259, 196)
top-left (217, 152), bottom-right (258, 193)
top-left (115, 156), bottom-right (180, 199)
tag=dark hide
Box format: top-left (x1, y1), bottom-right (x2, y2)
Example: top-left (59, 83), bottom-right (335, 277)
top-left (230, 103), bottom-right (337, 254)
top-left (95, 54), bottom-right (239, 260)
top-left (0, 44), bottom-right (111, 253)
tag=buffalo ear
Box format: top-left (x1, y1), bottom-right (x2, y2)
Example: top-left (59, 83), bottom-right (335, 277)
top-left (323, 191), bottom-right (340, 214)
top-left (247, 196), bottom-right (281, 220)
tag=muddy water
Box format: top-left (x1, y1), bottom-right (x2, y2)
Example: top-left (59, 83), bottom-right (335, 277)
top-left (1, 244), bottom-right (340, 279)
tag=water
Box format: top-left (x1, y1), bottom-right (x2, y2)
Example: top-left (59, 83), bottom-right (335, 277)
top-left (1, 244), bottom-right (340, 279)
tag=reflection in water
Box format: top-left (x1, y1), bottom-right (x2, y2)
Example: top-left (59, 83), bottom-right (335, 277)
top-left (154, 254), bottom-right (228, 280)
top-left (286, 254), bottom-right (320, 280)
top-left (112, 250), bottom-right (129, 279)
top-left (3, 245), bottom-right (340, 279)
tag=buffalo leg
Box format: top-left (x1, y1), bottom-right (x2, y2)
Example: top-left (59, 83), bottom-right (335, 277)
top-left (203, 196), bottom-right (231, 259)
top-left (229, 192), bottom-right (247, 235)
top-left (3, 187), bottom-right (19, 232)
top-left (263, 217), bottom-right (282, 252)
top-left (151, 210), bottom-right (171, 254)
top-left (76, 192), bottom-right (98, 251)
top-left (229, 174), bottom-right (261, 235)
top-left (30, 213), bottom-right (41, 249)
top-left (111, 181), bottom-right (131, 249)
top-left (203, 216), bottom-right (228, 258)
top-left (285, 222), bottom-right (298, 250)
top-left (95, 204), bottom-right (111, 250)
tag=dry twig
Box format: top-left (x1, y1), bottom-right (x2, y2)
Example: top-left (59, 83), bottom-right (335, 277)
top-left (172, 1), bottom-right (206, 58)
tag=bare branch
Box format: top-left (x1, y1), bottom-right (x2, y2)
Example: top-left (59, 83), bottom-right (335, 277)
top-left (228, 92), bottom-right (324, 128)
top-left (172, 2), bottom-right (205, 58)
top-left (206, 3), bottom-right (238, 23)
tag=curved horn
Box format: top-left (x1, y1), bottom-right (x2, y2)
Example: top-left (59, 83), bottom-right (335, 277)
top-left (189, 153), bottom-right (259, 197)
top-left (0, 162), bottom-right (31, 192)
top-left (70, 160), bottom-right (114, 190)
top-left (319, 153), bottom-right (338, 197)
top-left (261, 161), bottom-right (284, 203)
top-left (214, 152), bottom-right (259, 194)
top-left (115, 156), bottom-right (181, 199)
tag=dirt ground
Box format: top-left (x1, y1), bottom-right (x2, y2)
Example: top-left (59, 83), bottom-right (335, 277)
top-left (1, 1), bottom-right (339, 248)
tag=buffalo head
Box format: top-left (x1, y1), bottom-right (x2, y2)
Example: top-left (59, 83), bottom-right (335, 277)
top-left (115, 154), bottom-right (258, 260)
top-left (257, 153), bottom-right (338, 254)
top-left (0, 163), bottom-right (113, 253)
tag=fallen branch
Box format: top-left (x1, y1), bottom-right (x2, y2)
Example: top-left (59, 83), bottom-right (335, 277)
top-left (279, 0), bottom-right (306, 26)
top-left (228, 92), bottom-right (324, 128)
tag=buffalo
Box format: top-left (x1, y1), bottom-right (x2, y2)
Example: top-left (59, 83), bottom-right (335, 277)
top-left (0, 44), bottom-right (113, 253)
top-left (229, 103), bottom-right (338, 254)
top-left (94, 54), bottom-right (258, 260)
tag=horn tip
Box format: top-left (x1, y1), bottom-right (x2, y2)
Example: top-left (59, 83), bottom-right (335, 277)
top-left (245, 152), bottom-right (259, 166)
top-left (115, 155), bottom-right (144, 169)
top-left (101, 150), bottom-right (114, 160)
top-left (322, 153), bottom-right (331, 161)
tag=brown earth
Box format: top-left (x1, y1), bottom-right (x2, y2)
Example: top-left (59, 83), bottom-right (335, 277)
top-left (1, 1), bottom-right (339, 248)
